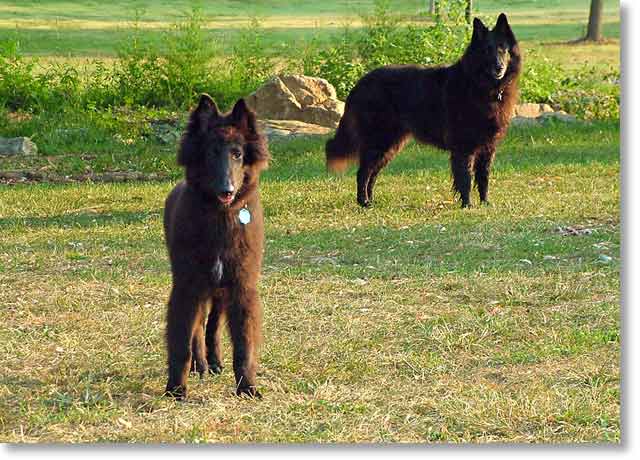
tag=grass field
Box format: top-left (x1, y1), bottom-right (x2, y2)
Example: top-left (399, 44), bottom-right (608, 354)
top-left (0, 121), bottom-right (620, 442)
top-left (0, 0), bottom-right (620, 58)
top-left (0, 0), bottom-right (621, 445)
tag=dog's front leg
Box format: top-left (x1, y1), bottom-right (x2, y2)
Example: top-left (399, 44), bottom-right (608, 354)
top-left (451, 150), bottom-right (475, 208)
top-left (165, 281), bottom-right (205, 400)
top-left (228, 287), bottom-right (262, 398)
top-left (474, 145), bottom-right (496, 204)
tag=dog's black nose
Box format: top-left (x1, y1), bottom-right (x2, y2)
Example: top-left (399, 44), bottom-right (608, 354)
top-left (219, 183), bottom-right (235, 197)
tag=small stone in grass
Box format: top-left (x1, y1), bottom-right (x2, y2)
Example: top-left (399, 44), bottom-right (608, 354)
top-left (598, 254), bottom-right (612, 264)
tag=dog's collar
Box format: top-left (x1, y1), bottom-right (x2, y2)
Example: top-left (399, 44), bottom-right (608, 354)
top-left (497, 89), bottom-right (504, 102)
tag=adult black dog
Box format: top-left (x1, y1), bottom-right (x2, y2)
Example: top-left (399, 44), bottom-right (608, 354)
top-left (163, 94), bottom-right (269, 399)
top-left (326, 14), bottom-right (521, 208)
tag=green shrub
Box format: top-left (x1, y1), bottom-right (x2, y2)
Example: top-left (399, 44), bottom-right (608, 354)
top-left (0, 39), bottom-right (46, 111)
top-left (201, 18), bottom-right (277, 110)
top-left (0, 38), bottom-right (85, 112)
top-left (520, 51), bottom-right (620, 120)
top-left (303, 0), bottom-right (470, 99)
top-left (111, 7), bottom-right (218, 109)
top-left (303, 32), bottom-right (365, 100)
top-left (227, 19), bottom-right (274, 95)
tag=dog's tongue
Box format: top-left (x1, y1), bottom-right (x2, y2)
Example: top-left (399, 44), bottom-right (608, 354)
top-left (218, 195), bottom-right (233, 205)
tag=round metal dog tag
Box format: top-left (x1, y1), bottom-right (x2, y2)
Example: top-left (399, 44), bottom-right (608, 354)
top-left (238, 208), bottom-right (251, 225)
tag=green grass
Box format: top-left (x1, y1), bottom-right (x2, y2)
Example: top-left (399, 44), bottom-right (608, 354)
top-left (0, 0), bottom-right (620, 22)
top-left (0, 0), bottom-right (620, 58)
top-left (0, 121), bottom-right (620, 442)
top-left (0, 0), bottom-right (621, 444)
top-left (0, 22), bottom-right (621, 59)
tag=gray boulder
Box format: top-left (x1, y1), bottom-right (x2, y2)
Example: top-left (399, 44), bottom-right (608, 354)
top-left (0, 137), bottom-right (37, 156)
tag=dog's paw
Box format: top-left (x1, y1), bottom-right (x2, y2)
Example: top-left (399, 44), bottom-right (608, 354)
top-left (236, 385), bottom-right (262, 399)
top-left (207, 363), bottom-right (224, 375)
top-left (190, 359), bottom-right (209, 377)
top-left (164, 384), bottom-right (188, 400)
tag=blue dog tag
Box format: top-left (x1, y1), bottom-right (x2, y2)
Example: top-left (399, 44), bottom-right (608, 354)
top-left (239, 207), bottom-right (251, 225)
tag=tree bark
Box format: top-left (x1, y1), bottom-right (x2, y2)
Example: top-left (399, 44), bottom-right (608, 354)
top-left (585, 0), bottom-right (604, 41)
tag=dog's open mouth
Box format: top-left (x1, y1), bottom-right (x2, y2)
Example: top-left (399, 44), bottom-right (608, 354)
top-left (217, 193), bottom-right (235, 206)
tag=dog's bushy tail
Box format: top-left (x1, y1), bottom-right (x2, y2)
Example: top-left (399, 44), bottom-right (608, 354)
top-left (325, 110), bottom-right (359, 173)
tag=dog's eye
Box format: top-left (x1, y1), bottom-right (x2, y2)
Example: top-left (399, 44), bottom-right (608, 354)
top-left (231, 149), bottom-right (243, 160)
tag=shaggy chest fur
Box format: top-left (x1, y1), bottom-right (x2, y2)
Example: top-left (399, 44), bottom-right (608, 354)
top-left (198, 207), bottom-right (260, 285)
top-left (443, 67), bottom-right (517, 151)
top-left (164, 181), bottom-right (264, 287)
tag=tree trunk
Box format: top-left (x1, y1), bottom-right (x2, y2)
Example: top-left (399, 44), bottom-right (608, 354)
top-left (429, 0), bottom-right (436, 15)
top-left (465, 0), bottom-right (473, 24)
top-left (585, 0), bottom-right (604, 41)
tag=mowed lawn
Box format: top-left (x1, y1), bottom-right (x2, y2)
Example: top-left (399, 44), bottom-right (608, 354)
top-left (0, 0), bottom-right (620, 58)
top-left (0, 121), bottom-right (620, 442)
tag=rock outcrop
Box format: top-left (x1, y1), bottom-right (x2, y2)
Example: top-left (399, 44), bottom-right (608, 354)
top-left (245, 75), bottom-right (345, 128)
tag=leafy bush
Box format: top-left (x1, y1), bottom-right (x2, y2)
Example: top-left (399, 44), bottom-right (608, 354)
top-left (0, 9), bottom-right (279, 114)
top-left (0, 39), bottom-right (50, 111)
top-left (359, 0), bottom-right (470, 68)
top-left (110, 7), bottom-right (218, 109)
top-left (225, 19), bottom-right (274, 97)
top-left (520, 51), bottom-right (619, 120)
top-left (0, 38), bottom-right (85, 112)
top-left (303, 0), bottom-right (470, 99)
top-left (303, 32), bottom-right (365, 100)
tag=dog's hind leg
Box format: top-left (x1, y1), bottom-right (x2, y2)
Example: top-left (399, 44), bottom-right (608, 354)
top-left (205, 295), bottom-right (226, 375)
top-left (451, 150), bottom-right (475, 208)
top-left (190, 313), bottom-right (208, 377)
top-left (473, 145), bottom-right (496, 204)
top-left (366, 137), bottom-right (409, 204)
top-left (165, 281), bottom-right (205, 400)
top-left (356, 160), bottom-right (374, 208)
top-left (228, 287), bottom-right (262, 398)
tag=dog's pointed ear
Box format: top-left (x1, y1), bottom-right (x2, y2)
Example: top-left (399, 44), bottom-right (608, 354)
top-left (472, 17), bottom-right (488, 42)
top-left (494, 13), bottom-right (516, 45)
top-left (179, 94), bottom-right (220, 166)
top-left (230, 98), bottom-right (257, 134)
top-left (192, 93), bottom-right (219, 132)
